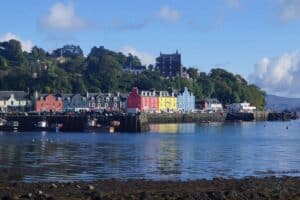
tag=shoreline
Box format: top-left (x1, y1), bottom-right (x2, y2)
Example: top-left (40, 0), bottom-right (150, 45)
top-left (1, 176), bottom-right (300, 199)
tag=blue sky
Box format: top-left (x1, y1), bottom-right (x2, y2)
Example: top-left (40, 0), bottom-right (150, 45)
top-left (1, 0), bottom-right (300, 97)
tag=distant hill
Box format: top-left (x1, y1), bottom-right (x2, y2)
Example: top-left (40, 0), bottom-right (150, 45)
top-left (266, 95), bottom-right (300, 111)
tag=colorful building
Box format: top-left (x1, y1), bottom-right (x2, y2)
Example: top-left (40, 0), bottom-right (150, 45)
top-left (0, 91), bottom-right (32, 112)
top-left (35, 94), bottom-right (63, 112)
top-left (62, 93), bottom-right (89, 112)
top-left (177, 87), bottom-right (195, 112)
top-left (157, 91), bottom-right (177, 113)
top-left (87, 92), bottom-right (126, 112)
top-left (227, 102), bottom-right (256, 113)
top-left (127, 87), bottom-right (158, 113)
top-left (202, 98), bottom-right (223, 112)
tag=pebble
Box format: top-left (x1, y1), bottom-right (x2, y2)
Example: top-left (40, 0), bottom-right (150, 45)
top-left (88, 184), bottom-right (95, 190)
top-left (50, 183), bottom-right (58, 189)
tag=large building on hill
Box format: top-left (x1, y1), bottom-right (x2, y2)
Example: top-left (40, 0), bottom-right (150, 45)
top-left (156, 51), bottom-right (182, 77)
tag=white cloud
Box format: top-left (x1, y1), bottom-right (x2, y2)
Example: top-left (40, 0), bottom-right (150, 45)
top-left (249, 51), bottom-right (300, 97)
top-left (120, 46), bottom-right (155, 66)
top-left (277, 0), bottom-right (300, 22)
top-left (39, 2), bottom-right (90, 31)
top-left (0, 32), bottom-right (33, 52)
top-left (225, 0), bottom-right (241, 9)
top-left (159, 6), bottom-right (181, 23)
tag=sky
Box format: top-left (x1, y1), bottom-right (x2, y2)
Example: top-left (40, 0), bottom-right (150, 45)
top-left (1, 0), bottom-right (300, 97)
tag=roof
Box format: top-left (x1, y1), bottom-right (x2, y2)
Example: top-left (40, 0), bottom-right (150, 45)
top-left (204, 98), bottom-right (220, 103)
top-left (0, 91), bottom-right (30, 100)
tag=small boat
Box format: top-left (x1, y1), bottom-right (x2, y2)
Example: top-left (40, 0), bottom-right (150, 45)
top-left (34, 120), bottom-right (62, 132)
top-left (108, 126), bottom-right (115, 133)
top-left (34, 120), bottom-right (49, 132)
top-left (86, 118), bottom-right (101, 132)
top-left (0, 120), bottom-right (19, 132)
top-left (110, 120), bottom-right (120, 127)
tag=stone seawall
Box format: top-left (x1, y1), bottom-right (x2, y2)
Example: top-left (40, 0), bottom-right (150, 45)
top-left (146, 111), bottom-right (296, 124)
top-left (147, 112), bottom-right (227, 124)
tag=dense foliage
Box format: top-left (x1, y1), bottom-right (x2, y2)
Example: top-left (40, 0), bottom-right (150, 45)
top-left (0, 40), bottom-right (266, 109)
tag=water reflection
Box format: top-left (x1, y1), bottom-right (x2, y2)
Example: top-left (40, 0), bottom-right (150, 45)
top-left (0, 121), bottom-right (300, 182)
top-left (149, 123), bottom-right (196, 133)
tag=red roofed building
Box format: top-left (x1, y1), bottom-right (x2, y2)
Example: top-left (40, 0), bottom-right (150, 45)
top-left (127, 87), bottom-right (158, 113)
top-left (35, 94), bottom-right (63, 112)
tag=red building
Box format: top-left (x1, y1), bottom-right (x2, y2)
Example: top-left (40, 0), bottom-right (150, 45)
top-left (127, 87), bottom-right (158, 113)
top-left (35, 94), bottom-right (63, 112)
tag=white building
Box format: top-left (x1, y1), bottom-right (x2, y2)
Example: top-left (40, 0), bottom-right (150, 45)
top-left (202, 98), bottom-right (223, 112)
top-left (0, 91), bottom-right (32, 112)
top-left (227, 102), bottom-right (256, 113)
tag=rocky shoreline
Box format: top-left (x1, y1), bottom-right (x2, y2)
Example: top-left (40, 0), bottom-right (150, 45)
top-left (1, 177), bottom-right (300, 199)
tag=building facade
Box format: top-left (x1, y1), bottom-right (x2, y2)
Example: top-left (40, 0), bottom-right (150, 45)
top-left (0, 91), bottom-right (31, 112)
top-left (227, 102), bottom-right (256, 113)
top-left (62, 94), bottom-right (89, 112)
top-left (156, 51), bottom-right (182, 77)
top-left (35, 94), bottom-right (63, 112)
top-left (177, 87), bottom-right (195, 112)
top-left (202, 98), bottom-right (223, 112)
top-left (88, 93), bottom-right (126, 112)
top-left (157, 91), bottom-right (177, 113)
top-left (127, 87), bottom-right (159, 113)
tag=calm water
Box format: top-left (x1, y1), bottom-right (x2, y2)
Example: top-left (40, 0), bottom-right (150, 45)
top-left (0, 120), bottom-right (300, 182)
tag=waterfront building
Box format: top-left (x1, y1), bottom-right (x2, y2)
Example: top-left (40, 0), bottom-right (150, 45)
top-left (35, 94), bottom-right (63, 112)
top-left (156, 51), bottom-right (182, 78)
top-left (0, 91), bottom-right (32, 112)
top-left (202, 98), bottom-right (223, 112)
top-left (227, 102), bottom-right (256, 113)
top-left (87, 92), bottom-right (126, 112)
top-left (157, 91), bottom-right (177, 113)
top-left (62, 93), bottom-right (89, 112)
top-left (127, 87), bottom-right (158, 113)
top-left (177, 87), bottom-right (195, 112)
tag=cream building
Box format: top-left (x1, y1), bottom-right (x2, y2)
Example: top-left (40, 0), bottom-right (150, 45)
top-left (0, 91), bottom-right (32, 112)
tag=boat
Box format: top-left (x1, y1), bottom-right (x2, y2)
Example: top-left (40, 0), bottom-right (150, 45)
top-left (34, 120), bottom-right (49, 132)
top-left (108, 126), bottom-right (115, 133)
top-left (34, 120), bottom-right (62, 132)
top-left (0, 120), bottom-right (19, 132)
top-left (85, 118), bottom-right (102, 132)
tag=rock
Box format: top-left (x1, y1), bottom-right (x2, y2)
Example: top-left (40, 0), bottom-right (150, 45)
top-left (88, 184), bottom-right (95, 190)
top-left (76, 184), bottom-right (81, 189)
top-left (38, 190), bottom-right (43, 195)
top-left (1, 195), bottom-right (13, 200)
top-left (20, 193), bottom-right (33, 199)
top-left (50, 183), bottom-right (57, 189)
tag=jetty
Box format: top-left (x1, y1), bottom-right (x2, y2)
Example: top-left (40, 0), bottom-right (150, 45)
top-left (0, 111), bottom-right (298, 133)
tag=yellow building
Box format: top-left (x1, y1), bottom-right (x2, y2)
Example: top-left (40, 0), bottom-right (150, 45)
top-left (157, 91), bottom-right (177, 113)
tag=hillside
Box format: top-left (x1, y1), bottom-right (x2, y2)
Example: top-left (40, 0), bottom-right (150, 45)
top-left (0, 39), bottom-right (266, 109)
top-left (266, 95), bottom-right (300, 111)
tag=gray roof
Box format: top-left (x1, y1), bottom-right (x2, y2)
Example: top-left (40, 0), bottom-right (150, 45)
top-left (0, 91), bottom-right (29, 100)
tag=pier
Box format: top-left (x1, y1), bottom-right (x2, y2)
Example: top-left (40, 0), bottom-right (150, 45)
top-left (0, 111), bottom-right (298, 133)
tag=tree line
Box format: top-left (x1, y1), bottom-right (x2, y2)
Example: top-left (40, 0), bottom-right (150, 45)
top-left (0, 39), bottom-right (266, 109)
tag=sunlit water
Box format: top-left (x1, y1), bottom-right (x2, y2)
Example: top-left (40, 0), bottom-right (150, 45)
top-left (0, 120), bottom-right (300, 182)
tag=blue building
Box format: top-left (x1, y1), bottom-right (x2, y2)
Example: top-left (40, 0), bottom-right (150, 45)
top-left (177, 87), bottom-right (195, 112)
top-left (62, 93), bottom-right (89, 112)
